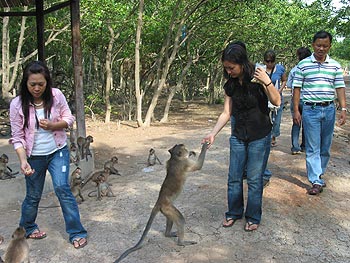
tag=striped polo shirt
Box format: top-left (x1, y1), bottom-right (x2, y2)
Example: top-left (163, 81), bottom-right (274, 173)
top-left (292, 54), bottom-right (345, 103)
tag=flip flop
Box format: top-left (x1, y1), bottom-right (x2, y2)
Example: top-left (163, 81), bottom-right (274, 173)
top-left (27, 229), bottom-right (47, 239)
top-left (244, 222), bottom-right (259, 232)
top-left (72, 237), bottom-right (87, 249)
top-left (222, 218), bottom-right (236, 228)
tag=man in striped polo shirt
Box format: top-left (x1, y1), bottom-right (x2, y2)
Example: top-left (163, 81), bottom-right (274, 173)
top-left (292, 30), bottom-right (347, 195)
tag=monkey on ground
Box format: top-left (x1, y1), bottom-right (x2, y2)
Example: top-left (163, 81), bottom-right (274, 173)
top-left (104, 156), bottom-right (121, 175)
top-left (81, 167), bottom-right (112, 188)
top-left (147, 148), bottom-right (162, 166)
top-left (114, 143), bottom-right (208, 263)
top-left (70, 167), bottom-right (84, 203)
top-left (1, 227), bottom-right (29, 263)
top-left (77, 135), bottom-right (94, 161)
top-left (88, 173), bottom-right (115, 201)
top-left (0, 154), bottom-right (19, 180)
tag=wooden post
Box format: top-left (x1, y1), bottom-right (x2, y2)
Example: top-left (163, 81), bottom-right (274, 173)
top-left (35, 0), bottom-right (45, 61)
top-left (70, 0), bottom-right (86, 137)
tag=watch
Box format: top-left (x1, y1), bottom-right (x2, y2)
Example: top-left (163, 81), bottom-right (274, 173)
top-left (341, 107), bottom-right (348, 112)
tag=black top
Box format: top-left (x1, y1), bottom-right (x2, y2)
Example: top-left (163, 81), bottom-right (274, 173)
top-left (224, 78), bottom-right (272, 142)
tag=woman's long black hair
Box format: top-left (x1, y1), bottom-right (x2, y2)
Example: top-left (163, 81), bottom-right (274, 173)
top-left (221, 43), bottom-right (255, 96)
top-left (20, 61), bottom-right (53, 128)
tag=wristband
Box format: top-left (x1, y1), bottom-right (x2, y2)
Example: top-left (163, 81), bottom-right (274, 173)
top-left (341, 107), bottom-right (347, 112)
top-left (265, 82), bottom-right (272, 87)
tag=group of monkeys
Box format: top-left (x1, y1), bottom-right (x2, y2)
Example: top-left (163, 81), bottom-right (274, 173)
top-left (70, 156), bottom-right (120, 202)
top-left (69, 131), bottom-right (164, 203)
top-left (0, 128), bottom-right (208, 262)
top-left (69, 134), bottom-right (94, 165)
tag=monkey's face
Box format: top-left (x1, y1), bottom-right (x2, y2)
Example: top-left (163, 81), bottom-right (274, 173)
top-left (70, 143), bottom-right (77, 151)
top-left (98, 174), bottom-right (106, 182)
top-left (1, 154), bottom-right (8, 163)
top-left (169, 144), bottom-right (189, 159)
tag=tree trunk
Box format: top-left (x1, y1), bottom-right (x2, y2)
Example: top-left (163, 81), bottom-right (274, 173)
top-left (1, 8), bottom-right (10, 102)
top-left (135, 0), bottom-right (144, 127)
top-left (143, 0), bottom-right (184, 127)
top-left (160, 54), bottom-right (194, 123)
top-left (143, 0), bottom-right (207, 127)
top-left (104, 25), bottom-right (115, 123)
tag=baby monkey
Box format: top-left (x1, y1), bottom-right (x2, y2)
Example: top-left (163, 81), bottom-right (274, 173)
top-left (147, 148), bottom-right (162, 166)
top-left (114, 143), bottom-right (208, 263)
top-left (0, 154), bottom-right (18, 180)
top-left (88, 173), bottom-right (115, 200)
top-left (2, 227), bottom-right (29, 263)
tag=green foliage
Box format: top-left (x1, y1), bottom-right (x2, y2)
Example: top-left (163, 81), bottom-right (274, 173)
top-left (331, 38), bottom-right (350, 67)
top-left (1, 0), bottom-right (348, 116)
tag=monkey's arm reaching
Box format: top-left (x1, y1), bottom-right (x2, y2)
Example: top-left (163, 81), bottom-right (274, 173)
top-left (187, 143), bottom-right (208, 172)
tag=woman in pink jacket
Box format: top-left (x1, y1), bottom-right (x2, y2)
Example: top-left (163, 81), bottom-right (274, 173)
top-left (9, 61), bottom-right (87, 249)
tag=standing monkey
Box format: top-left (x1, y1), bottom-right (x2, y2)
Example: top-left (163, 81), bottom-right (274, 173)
top-left (2, 227), bottom-right (29, 263)
top-left (0, 154), bottom-right (18, 180)
top-left (70, 167), bottom-right (84, 203)
top-left (147, 148), bottom-right (162, 166)
top-left (104, 156), bottom-right (121, 175)
top-left (77, 135), bottom-right (94, 161)
top-left (114, 143), bottom-right (208, 263)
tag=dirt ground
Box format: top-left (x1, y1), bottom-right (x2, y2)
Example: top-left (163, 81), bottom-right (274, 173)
top-left (0, 89), bottom-right (350, 263)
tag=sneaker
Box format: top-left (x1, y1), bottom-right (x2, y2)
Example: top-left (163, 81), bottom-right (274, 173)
top-left (292, 150), bottom-right (302, 155)
top-left (263, 179), bottom-right (270, 188)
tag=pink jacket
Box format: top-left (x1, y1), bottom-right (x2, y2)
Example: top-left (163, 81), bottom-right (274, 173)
top-left (9, 88), bottom-right (75, 157)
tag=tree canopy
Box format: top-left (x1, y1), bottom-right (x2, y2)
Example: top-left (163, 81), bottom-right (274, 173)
top-left (1, 0), bottom-right (349, 124)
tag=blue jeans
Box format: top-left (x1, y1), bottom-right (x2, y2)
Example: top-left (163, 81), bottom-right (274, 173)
top-left (302, 103), bottom-right (335, 185)
top-left (20, 146), bottom-right (87, 242)
top-left (271, 95), bottom-right (284, 138)
top-left (290, 99), bottom-right (305, 152)
top-left (226, 133), bottom-right (270, 224)
top-left (231, 116), bottom-right (272, 181)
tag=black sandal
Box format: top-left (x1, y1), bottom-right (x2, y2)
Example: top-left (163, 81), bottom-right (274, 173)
top-left (308, 184), bottom-right (323, 195)
top-left (222, 218), bottom-right (236, 228)
top-left (244, 222), bottom-right (259, 232)
top-left (72, 237), bottom-right (88, 249)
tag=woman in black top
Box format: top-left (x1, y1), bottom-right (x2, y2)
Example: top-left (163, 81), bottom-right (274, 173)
top-left (202, 43), bottom-right (280, 231)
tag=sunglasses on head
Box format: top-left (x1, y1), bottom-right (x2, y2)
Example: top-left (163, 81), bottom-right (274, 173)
top-left (265, 60), bottom-right (275, 63)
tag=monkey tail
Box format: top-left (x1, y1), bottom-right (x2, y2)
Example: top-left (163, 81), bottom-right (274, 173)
top-left (87, 190), bottom-right (97, 197)
top-left (114, 205), bottom-right (160, 263)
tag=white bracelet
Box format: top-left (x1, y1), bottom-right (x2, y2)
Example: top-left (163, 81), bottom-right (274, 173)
top-left (341, 107), bottom-right (347, 111)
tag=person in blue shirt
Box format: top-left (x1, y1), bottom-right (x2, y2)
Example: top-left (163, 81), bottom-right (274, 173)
top-left (263, 50), bottom-right (287, 147)
top-left (287, 47), bottom-right (311, 155)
